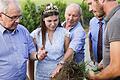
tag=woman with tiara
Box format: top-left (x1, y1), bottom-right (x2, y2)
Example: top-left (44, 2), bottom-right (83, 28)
top-left (30, 3), bottom-right (71, 80)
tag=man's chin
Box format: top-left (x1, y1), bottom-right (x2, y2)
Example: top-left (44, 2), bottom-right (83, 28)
top-left (12, 23), bottom-right (18, 28)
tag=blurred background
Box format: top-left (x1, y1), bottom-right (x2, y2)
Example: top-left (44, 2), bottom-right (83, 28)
top-left (19, 0), bottom-right (92, 32)
top-left (19, 0), bottom-right (120, 32)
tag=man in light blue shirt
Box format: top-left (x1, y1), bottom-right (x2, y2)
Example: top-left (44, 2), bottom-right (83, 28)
top-left (0, 0), bottom-right (47, 80)
top-left (62, 3), bottom-right (86, 63)
top-left (88, 17), bottom-right (105, 65)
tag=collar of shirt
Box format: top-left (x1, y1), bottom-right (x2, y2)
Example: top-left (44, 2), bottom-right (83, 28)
top-left (0, 24), bottom-right (19, 34)
top-left (104, 5), bottom-right (120, 23)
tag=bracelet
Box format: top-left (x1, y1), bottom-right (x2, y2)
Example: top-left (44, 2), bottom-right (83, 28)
top-left (57, 61), bottom-right (65, 65)
top-left (36, 52), bottom-right (39, 60)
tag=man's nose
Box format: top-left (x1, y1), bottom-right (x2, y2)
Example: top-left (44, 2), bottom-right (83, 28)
top-left (89, 5), bottom-right (93, 12)
top-left (15, 18), bottom-right (20, 23)
top-left (69, 15), bottom-right (73, 20)
top-left (89, 6), bottom-right (93, 12)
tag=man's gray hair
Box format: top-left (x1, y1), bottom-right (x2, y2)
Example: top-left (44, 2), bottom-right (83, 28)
top-left (65, 3), bottom-right (82, 16)
top-left (0, 0), bottom-right (20, 13)
top-left (0, 0), bottom-right (9, 13)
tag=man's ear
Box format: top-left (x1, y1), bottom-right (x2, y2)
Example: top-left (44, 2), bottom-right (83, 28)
top-left (0, 12), bottom-right (2, 17)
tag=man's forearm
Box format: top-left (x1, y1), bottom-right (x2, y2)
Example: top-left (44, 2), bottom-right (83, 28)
top-left (62, 48), bottom-right (74, 62)
top-left (95, 64), bottom-right (119, 79)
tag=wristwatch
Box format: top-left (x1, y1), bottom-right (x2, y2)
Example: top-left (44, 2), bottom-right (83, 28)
top-left (36, 52), bottom-right (39, 60)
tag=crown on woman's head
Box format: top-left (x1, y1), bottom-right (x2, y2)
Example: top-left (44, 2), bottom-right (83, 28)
top-left (43, 3), bottom-right (59, 14)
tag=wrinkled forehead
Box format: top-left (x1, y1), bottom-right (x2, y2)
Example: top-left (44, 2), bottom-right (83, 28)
top-left (65, 6), bottom-right (81, 15)
top-left (87, 0), bottom-right (99, 7)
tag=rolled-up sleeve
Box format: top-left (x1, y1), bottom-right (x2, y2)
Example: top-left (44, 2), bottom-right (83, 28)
top-left (69, 28), bottom-right (86, 53)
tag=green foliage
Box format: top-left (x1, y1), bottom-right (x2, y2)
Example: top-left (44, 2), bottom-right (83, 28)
top-left (20, 0), bottom-right (94, 32)
top-left (20, 0), bottom-right (41, 32)
top-left (118, 0), bottom-right (120, 3)
top-left (54, 0), bottom-right (67, 22)
top-left (80, 1), bottom-right (93, 26)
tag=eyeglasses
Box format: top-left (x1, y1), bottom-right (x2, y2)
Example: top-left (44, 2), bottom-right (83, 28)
top-left (2, 12), bottom-right (22, 21)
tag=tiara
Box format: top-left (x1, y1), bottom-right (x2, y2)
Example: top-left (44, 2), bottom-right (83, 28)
top-left (43, 3), bottom-right (59, 14)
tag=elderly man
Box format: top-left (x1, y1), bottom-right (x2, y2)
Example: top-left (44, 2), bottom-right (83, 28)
top-left (62, 3), bottom-right (86, 63)
top-left (87, 0), bottom-right (120, 80)
top-left (0, 0), bottom-right (47, 80)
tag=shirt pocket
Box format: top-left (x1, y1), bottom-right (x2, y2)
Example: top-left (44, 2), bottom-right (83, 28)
top-left (17, 42), bottom-right (29, 59)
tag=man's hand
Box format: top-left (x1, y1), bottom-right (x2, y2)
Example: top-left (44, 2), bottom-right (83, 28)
top-left (98, 61), bottom-right (103, 71)
top-left (88, 70), bottom-right (97, 80)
